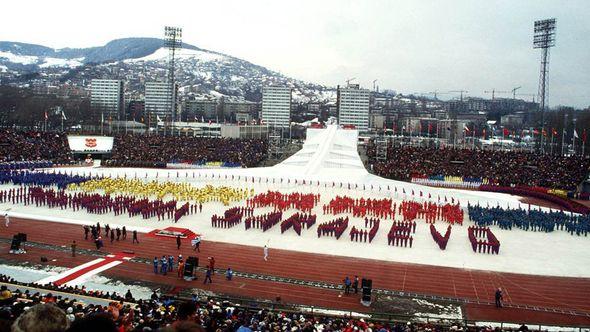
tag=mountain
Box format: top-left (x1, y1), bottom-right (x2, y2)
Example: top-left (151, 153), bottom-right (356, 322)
top-left (0, 38), bottom-right (334, 102)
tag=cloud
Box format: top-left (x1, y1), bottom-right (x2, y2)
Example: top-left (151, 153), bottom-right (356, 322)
top-left (1, 0), bottom-right (588, 107)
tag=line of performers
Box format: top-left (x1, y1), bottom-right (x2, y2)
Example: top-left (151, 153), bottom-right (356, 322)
top-left (247, 191), bottom-right (320, 213)
top-left (317, 217), bottom-right (349, 239)
top-left (387, 221), bottom-right (416, 248)
top-left (468, 225), bottom-right (501, 254)
top-left (211, 207), bottom-right (244, 228)
top-left (0, 186), bottom-right (198, 223)
top-left (244, 212), bottom-right (283, 232)
top-left (280, 213), bottom-right (317, 235)
top-left (430, 224), bottom-right (452, 250)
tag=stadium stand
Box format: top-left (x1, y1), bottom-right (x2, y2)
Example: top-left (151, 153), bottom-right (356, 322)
top-left (368, 145), bottom-right (590, 191)
top-left (109, 135), bottom-right (268, 168)
top-left (0, 130), bottom-right (72, 164)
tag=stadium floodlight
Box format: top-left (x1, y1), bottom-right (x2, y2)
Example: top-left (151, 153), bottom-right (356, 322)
top-left (533, 18), bottom-right (556, 152)
top-left (164, 26), bottom-right (182, 122)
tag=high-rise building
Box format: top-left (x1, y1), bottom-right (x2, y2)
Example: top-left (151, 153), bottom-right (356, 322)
top-left (90, 79), bottom-right (124, 120)
top-left (261, 86), bottom-right (291, 127)
top-left (145, 82), bottom-right (178, 120)
top-left (337, 84), bottom-right (370, 131)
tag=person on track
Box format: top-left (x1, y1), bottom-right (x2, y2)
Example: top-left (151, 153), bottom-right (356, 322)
top-left (263, 245), bottom-right (269, 261)
top-left (192, 235), bottom-right (201, 252)
top-left (4, 213), bottom-right (9, 227)
top-left (203, 268), bottom-right (212, 284)
top-left (495, 287), bottom-right (503, 308)
top-left (176, 235), bottom-right (182, 250)
top-left (132, 230), bottom-right (139, 244)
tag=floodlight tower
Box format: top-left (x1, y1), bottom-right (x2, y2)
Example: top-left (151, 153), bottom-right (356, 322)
top-left (164, 26), bottom-right (182, 122)
top-left (533, 19), bottom-right (556, 127)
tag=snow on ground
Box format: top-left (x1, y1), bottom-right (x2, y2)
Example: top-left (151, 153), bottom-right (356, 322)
top-left (298, 307), bottom-right (371, 318)
top-left (39, 57), bottom-right (84, 68)
top-left (126, 48), bottom-right (225, 63)
top-left (0, 51), bottom-right (38, 65)
top-left (0, 264), bottom-right (67, 283)
top-left (2, 126), bottom-right (588, 278)
top-left (411, 299), bottom-right (462, 321)
top-left (0, 263), bottom-right (155, 300)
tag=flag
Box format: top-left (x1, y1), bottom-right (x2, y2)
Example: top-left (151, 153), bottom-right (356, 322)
top-left (533, 129), bottom-right (540, 135)
top-left (574, 130), bottom-right (579, 139)
top-left (464, 125), bottom-right (470, 133)
top-left (552, 128), bottom-right (558, 136)
top-left (503, 128), bottom-right (509, 137)
top-left (44, 111), bottom-right (48, 120)
top-left (156, 115), bottom-right (162, 123)
top-left (61, 111), bottom-right (67, 120)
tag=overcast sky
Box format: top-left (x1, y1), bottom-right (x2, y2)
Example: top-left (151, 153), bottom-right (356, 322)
top-left (1, 0), bottom-right (589, 107)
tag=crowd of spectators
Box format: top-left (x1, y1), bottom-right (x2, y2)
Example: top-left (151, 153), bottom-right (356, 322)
top-left (109, 134), bottom-right (268, 168)
top-left (368, 145), bottom-right (590, 191)
top-left (0, 272), bottom-right (549, 332)
top-left (0, 130), bottom-right (72, 164)
top-left (0, 273), bottom-right (476, 332)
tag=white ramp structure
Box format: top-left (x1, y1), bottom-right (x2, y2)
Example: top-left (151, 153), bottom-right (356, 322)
top-left (276, 126), bottom-right (366, 177)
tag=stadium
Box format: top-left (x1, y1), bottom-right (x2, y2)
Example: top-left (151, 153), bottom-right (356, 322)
top-left (1, 125), bottom-right (590, 331)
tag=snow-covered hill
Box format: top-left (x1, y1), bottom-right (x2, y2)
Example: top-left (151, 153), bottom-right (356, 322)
top-left (0, 38), bottom-right (335, 102)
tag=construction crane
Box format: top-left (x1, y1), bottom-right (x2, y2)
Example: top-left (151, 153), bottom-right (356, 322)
top-left (484, 89), bottom-right (510, 100)
top-left (448, 90), bottom-right (468, 102)
top-left (511, 86), bottom-right (522, 99)
top-left (346, 77), bottom-right (356, 86)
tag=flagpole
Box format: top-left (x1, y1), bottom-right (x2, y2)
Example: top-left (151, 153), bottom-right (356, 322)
top-left (462, 129), bottom-right (466, 149)
top-left (561, 129), bottom-right (565, 156)
top-left (573, 131), bottom-right (576, 155)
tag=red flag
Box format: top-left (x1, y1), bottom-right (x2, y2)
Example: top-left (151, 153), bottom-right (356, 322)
top-left (533, 129), bottom-right (540, 135)
top-left (503, 128), bottom-right (509, 137)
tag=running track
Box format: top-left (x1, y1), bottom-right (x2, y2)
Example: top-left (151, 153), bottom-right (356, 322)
top-left (2, 217), bottom-right (590, 326)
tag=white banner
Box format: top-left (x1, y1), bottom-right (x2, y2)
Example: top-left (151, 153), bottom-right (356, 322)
top-left (67, 136), bottom-right (114, 153)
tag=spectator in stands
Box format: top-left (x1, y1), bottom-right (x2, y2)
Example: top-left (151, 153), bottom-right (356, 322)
top-left (107, 134), bottom-right (268, 168)
top-left (66, 313), bottom-right (117, 332)
top-left (11, 303), bottom-right (69, 332)
top-left (368, 145), bottom-right (590, 191)
top-left (0, 130), bottom-right (72, 164)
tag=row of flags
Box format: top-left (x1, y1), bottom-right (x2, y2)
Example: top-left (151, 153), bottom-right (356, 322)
top-left (389, 122), bottom-right (587, 141)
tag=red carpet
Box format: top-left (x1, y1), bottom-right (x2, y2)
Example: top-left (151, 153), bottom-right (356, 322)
top-left (53, 253), bottom-right (133, 286)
